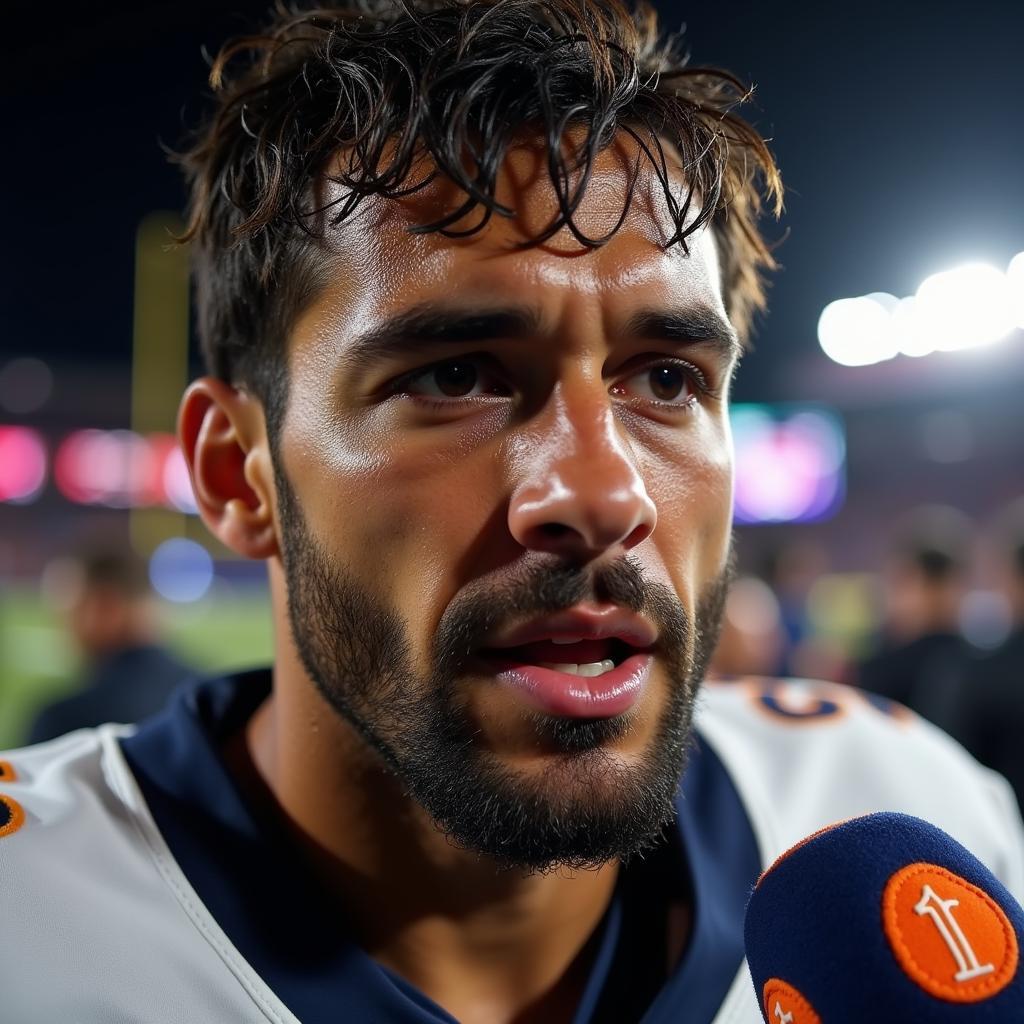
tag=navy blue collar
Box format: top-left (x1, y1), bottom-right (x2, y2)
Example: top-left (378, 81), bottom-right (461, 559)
top-left (122, 671), bottom-right (759, 1023)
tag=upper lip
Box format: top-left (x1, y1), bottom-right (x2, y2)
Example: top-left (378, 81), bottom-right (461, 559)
top-left (480, 606), bottom-right (658, 651)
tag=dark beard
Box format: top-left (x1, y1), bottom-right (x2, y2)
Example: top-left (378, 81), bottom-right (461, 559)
top-left (276, 473), bottom-right (730, 871)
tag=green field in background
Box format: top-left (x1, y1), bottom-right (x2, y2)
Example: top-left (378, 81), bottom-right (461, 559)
top-left (0, 585), bottom-right (274, 750)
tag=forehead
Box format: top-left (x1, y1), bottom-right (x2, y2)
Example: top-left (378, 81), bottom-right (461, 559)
top-left (303, 134), bottom-right (726, 342)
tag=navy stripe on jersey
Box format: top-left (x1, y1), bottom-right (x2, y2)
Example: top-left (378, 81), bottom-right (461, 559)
top-left (122, 671), bottom-right (759, 1023)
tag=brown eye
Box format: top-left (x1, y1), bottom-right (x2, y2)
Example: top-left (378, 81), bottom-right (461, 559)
top-left (612, 362), bottom-right (697, 406)
top-left (433, 361), bottom-right (478, 397)
top-left (400, 357), bottom-right (509, 401)
top-left (648, 365), bottom-right (687, 402)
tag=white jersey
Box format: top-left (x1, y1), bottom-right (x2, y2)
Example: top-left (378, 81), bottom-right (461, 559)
top-left (0, 674), bottom-right (1021, 1023)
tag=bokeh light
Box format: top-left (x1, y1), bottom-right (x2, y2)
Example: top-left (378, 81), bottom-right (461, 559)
top-left (819, 254), bottom-right (1023, 365)
top-left (959, 590), bottom-right (1013, 650)
top-left (0, 358), bottom-right (53, 415)
top-left (915, 262), bottom-right (1015, 351)
top-left (732, 405), bottom-right (846, 524)
top-left (919, 410), bottom-right (974, 464)
top-left (817, 295), bottom-right (899, 367)
top-left (1008, 251), bottom-right (1024, 329)
top-left (53, 429), bottom-right (196, 511)
top-left (0, 426), bottom-right (47, 503)
top-left (162, 446), bottom-right (199, 513)
top-left (148, 538), bottom-right (214, 603)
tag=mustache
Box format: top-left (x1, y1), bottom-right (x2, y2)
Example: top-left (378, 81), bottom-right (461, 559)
top-left (432, 557), bottom-right (689, 669)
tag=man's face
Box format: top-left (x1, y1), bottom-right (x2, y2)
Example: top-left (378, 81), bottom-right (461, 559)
top-left (273, 138), bottom-right (737, 869)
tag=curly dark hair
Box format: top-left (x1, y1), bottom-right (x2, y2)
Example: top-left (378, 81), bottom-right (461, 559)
top-left (179, 0), bottom-right (782, 437)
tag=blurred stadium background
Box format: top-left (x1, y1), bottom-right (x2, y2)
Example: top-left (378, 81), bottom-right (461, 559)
top-left (0, 0), bottom-right (1022, 747)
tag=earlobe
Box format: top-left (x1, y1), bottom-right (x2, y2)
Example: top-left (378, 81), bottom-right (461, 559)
top-left (178, 378), bottom-right (280, 560)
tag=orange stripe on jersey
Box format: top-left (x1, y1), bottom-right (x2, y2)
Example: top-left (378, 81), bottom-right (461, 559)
top-left (0, 793), bottom-right (25, 839)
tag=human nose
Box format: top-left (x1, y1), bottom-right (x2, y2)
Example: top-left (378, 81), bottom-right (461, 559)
top-left (507, 389), bottom-right (657, 560)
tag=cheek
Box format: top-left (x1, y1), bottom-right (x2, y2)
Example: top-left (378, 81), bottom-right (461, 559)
top-left (281, 402), bottom-right (507, 630)
top-left (641, 415), bottom-right (733, 589)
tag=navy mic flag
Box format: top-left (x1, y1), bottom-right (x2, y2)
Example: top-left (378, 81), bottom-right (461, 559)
top-left (744, 812), bottom-right (1024, 1022)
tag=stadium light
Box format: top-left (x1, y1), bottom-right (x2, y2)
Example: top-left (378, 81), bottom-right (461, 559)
top-left (816, 295), bottom-right (899, 367)
top-left (914, 262), bottom-right (1015, 351)
top-left (1008, 251), bottom-right (1024, 329)
top-left (890, 296), bottom-right (933, 358)
top-left (819, 253), bottom-right (1023, 366)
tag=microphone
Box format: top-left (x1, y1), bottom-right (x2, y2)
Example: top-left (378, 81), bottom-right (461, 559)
top-left (744, 812), bottom-right (1024, 1023)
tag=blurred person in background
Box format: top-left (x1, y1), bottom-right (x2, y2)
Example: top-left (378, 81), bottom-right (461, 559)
top-left (957, 505), bottom-right (1024, 812)
top-left (854, 506), bottom-right (976, 734)
top-left (760, 540), bottom-right (829, 678)
top-left (708, 575), bottom-right (786, 678)
top-left (26, 543), bottom-right (193, 743)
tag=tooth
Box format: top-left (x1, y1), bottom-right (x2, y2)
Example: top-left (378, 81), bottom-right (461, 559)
top-left (551, 637), bottom-right (583, 645)
top-left (537, 660), bottom-right (617, 677)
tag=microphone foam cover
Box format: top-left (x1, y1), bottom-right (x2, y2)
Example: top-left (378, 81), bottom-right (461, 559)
top-left (744, 812), bottom-right (1024, 1022)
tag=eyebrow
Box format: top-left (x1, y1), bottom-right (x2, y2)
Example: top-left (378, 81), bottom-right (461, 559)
top-left (342, 301), bottom-right (740, 366)
top-left (623, 308), bottom-right (741, 363)
top-left (343, 304), bottom-right (543, 368)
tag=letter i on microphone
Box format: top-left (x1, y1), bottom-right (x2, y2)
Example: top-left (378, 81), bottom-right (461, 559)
top-left (744, 812), bottom-right (1024, 1022)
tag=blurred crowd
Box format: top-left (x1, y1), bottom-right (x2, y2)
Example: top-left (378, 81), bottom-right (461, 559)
top-left (712, 499), bottom-right (1024, 813)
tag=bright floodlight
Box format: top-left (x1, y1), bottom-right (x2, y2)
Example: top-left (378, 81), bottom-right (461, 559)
top-left (817, 294), bottom-right (899, 366)
top-left (1008, 251), bottom-right (1024, 329)
top-left (890, 296), bottom-right (935, 358)
top-left (914, 262), bottom-right (1015, 351)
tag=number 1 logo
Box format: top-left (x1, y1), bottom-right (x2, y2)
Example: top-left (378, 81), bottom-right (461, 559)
top-left (883, 862), bottom-right (1018, 1003)
top-left (914, 883), bottom-right (995, 982)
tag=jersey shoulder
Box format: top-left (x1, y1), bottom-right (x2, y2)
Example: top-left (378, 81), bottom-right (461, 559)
top-left (0, 729), bottom-right (298, 1023)
top-left (0, 727), bottom-right (127, 837)
top-left (695, 676), bottom-right (1024, 901)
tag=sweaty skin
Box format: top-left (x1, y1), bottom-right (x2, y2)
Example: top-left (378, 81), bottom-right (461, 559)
top-left (180, 136), bottom-right (736, 1024)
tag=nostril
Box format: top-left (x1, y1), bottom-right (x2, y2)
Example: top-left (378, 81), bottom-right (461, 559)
top-left (540, 522), bottom-right (574, 539)
top-left (622, 522), bottom-right (653, 550)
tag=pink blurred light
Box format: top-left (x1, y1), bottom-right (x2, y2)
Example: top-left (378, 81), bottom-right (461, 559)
top-left (733, 409), bottom-right (845, 524)
top-left (0, 426), bottom-right (47, 503)
top-left (55, 429), bottom-right (181, 508)
top-left (162, 445), bottom-right (198, 513)
top-left (143, 433), bottom-right (179, 505)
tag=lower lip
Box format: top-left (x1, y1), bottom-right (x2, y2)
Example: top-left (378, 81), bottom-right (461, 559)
top-left (486, 653), bottom-right (652, 719)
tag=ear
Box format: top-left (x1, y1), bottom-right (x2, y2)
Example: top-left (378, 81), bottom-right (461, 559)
top-left (178, 377), bottom-right (280, 560)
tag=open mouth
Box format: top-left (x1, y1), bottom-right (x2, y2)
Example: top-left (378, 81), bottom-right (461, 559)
top-left (477, 636), bottom-right (653, 719)
top-left (480, 637), bottom-right (633, 677)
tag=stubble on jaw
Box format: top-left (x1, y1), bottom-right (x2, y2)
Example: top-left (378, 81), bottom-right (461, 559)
top-left (276, 464), bottom-right (733, 871)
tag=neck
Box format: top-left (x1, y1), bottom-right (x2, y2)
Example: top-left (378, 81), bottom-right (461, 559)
top-left (236, 649), bottom-right (618, 1024)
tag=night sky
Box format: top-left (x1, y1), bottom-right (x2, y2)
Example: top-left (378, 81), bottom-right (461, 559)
top-left (2, 0), bottom-right (1022, 403)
